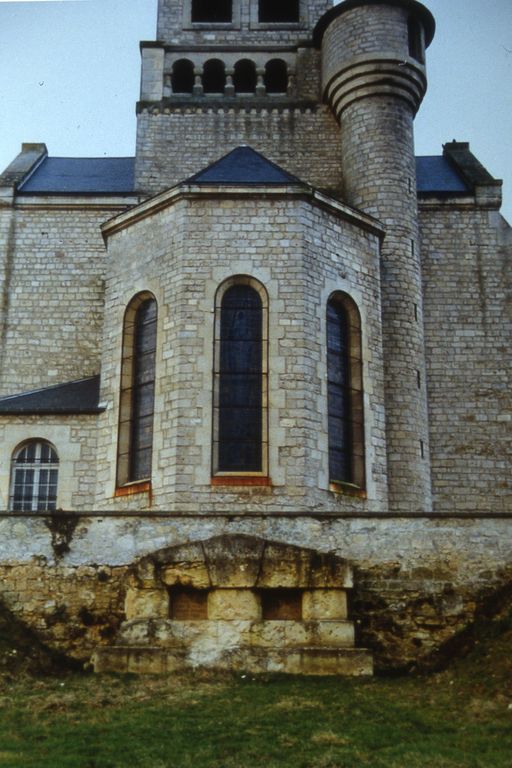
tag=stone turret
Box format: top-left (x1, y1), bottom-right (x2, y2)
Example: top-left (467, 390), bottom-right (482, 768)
top-left (315, 0), bottom-right (435, 511)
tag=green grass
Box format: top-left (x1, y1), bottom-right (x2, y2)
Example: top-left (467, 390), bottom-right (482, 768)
top-left (0, 615), bottom-right (511, 768)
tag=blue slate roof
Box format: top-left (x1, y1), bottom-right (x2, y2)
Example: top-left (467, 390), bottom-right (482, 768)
top-left (18, 157), bottom-right (135, 194)
top-left (187, 146), bottom-right (301, 185)
top-left (0, 376), bottom-right (103, 415)
top-left (13, 151), bottom-right (470, 196)
top-left (416, 156), bottom-right (469, 194)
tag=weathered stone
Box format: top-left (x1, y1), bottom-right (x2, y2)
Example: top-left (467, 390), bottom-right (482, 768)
top-left (207, 589), bottom-right (261, 621)
top-left (302, 589), bottom-right (348, 620)
top-left (204, 536), bottom-right (265, 588)
top-left (124, 587), bottom-right (169, 620)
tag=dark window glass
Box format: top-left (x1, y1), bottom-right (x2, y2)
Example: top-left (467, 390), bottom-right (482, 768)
top-left (259, 0), bottom-right (299, 23)
top-left (192, 0), bottom-right (232, 23)
top-left (408, 17), bottom-right (424, 63)
top-left (234, 60), bottom-right (257, 94)
top-left (203, 59), bottom-right (226, 94)
top-left (10, 441), bottom-right (59, 512)
top-left (264, 59), bottom-right (288, 94)
top-left (327, 295), bottom-right (365, 487)
top-left (217, 285), bottom-right (263, 472)
top-left (172, 59), bottom-right (194, 94)
top-left (129, 298), bottom-right (157, 481)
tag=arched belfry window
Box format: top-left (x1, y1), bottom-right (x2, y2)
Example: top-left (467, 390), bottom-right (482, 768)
top-left (213, 278), bottom-right (268, 476)
top-left (264, 59), bottom-right (288, 94)
top-left (171, 59), bottom-right (194, 94)
top-left (9, 440), bottom-right (59, 511)
top-left (326, 292), bottom-right (365, 488)
top-left (234, 59), bottom-right (257, 94)
top-left (117, 293), bottom-right (157, 486)
top-left (203, 59), bottom-right (226, 94)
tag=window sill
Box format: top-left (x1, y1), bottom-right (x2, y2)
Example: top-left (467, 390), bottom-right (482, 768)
top-left (115, 480), bottom-right (151, 497)
top-left (211, 476), bottom-right (271, 487)
top-left (329, 482), bottom-right (366, 499)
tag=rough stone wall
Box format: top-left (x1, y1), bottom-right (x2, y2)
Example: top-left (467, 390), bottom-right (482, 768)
top-left (135, 106), bottom-right (341, 197)
top-left (0, 203), bottom-right (110, 396)
top-left (420, 202), bottom-right (512, 514)
top-left (96, 192), bottom-right (386, 512)
top-left (0, 513), bottom-right (510, 670)
top-left (0, 559), bottom-right (127, 659)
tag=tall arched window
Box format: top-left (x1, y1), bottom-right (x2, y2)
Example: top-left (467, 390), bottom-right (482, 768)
top-left (117, 293), bottom-right (157, 486)
top-left (213, 278), bottom-right (268, 477)
top-left (326, 292), bottom-right (365, 488)
top-left (9, 440), bottom-right (59, 511)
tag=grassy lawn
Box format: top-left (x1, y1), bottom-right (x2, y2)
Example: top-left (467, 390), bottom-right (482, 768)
top-left (0, 616), bottom-right (510, 767)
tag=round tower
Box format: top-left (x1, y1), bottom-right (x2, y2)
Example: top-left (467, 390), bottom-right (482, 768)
top-left (315, 0), bottom-right (435, 511)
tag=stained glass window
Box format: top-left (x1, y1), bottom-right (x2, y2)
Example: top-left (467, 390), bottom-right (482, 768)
top-left (118, 294), bottom-right (157, 485)
top-left (327, 293), bottom-right (365, 487)
top-left (213, 281), bottom-right (267, 474)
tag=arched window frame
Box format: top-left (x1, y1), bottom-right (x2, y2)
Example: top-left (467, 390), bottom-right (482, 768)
top-left (9, 439), bottom-right (59, 512)
top-left (202, 59), bottom-right (226, 94)
top-left (117, 292), bottom-right (158, 488)
top-left (326, 291), bottom-right (365, 491)
top-left (171, 58), bottom-right (195, 94)
top-left (233, 59), bottom-right (257, 94)
top-left (264, 59), bottom-right (288, 94)
top-left (212, 276), bottom-right (269, 482)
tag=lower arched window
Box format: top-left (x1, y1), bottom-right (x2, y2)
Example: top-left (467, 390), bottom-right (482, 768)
top-left (213, 278), bottom-right (268, 476)
top-left (234, 59), bottom-right (257, 94)
top-left (9, 440), bottom-right (59, 511)
top-left (326, 292), bottom-right (365, 488)
top-left (264, 59), bottom-right (288, 94)
top-left (203, 59), bottom-right (226, 94)
top-left (171, 59), bottom-right (194, 94)
top-left (117, 293), bottom-right (157, 486)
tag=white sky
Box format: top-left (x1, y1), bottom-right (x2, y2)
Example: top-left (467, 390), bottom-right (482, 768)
top-left (0, 0), bottom-right (510, 222)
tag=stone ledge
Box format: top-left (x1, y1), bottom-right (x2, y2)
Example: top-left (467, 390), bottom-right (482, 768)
top-left (92, 644), bottom-right (373, 676)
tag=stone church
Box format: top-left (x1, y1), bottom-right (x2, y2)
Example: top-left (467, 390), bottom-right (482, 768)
top-left (0, 0), bottom-right (510, 674)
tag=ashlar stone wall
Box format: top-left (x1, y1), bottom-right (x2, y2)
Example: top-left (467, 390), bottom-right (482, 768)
top-left (420, 201), bottom-right (512, 514)
top-left (0, 201), bottom-right (120, 397)
top-left (135, 106), bottom-right (342, 197)
top-left (96, 187), bottom-right (386, 513)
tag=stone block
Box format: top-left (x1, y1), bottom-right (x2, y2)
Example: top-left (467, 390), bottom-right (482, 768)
top-left (124, 587), bottom-right (169, 620)
top-left (307, 620), bottom-right (355, 647)
top-left (302, 589), bottom-right (347, 620)
top-left (207, 589), bottom-right (261, 620)
top-left (257, 543), bottom-right (311, 587)
top-left (161, 561), bottom-right (210, 589)
top-left (127, 648), bottom-right (167, 674)
top-left (204, 536), bottom-right (265, 587)
top-left (156, 542), bottom-right (210, 589)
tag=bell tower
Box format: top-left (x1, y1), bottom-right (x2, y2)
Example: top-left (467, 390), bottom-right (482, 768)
top-left (134, 0), bottom-right (339, 196)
